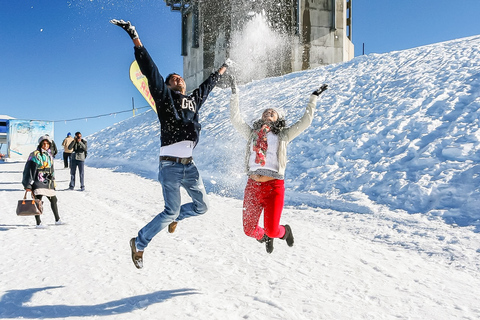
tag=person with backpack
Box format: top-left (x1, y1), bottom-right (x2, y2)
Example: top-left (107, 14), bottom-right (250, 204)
top-left (61, 132), bottom-right (74, 168)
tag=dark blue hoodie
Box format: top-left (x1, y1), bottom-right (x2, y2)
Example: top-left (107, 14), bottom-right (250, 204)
top-left (134, 46), bottom-right (221, 148)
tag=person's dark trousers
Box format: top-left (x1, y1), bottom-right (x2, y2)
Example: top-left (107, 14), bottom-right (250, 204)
top-left (34, 195), bottom-right (60, 225)
top-left (63, 152), bottom-right (71, 168)
top-left (69, 159), bottom-right (85, 189)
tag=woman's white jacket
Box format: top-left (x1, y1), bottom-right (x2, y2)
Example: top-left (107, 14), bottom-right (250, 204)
top-left (229, 93), bottom-right (318, 176)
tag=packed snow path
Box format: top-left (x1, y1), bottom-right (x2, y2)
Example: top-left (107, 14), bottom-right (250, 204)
top-left (1, 161), bottom-right (479, 319)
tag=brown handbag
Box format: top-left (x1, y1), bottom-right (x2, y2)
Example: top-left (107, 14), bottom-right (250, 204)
top-left (16, 190), bottom-right (43, 216)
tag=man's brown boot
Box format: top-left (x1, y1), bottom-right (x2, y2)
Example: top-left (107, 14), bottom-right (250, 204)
top-left (130, 238), bottom-right (144, 269)
top-left (168, 221), bottom-right (178, 233)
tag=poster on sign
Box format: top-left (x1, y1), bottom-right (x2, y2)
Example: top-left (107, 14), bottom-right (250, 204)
top-left (7, 120), bottom-right (54, 161)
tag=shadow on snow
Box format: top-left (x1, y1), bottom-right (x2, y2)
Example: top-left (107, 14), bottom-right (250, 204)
top-left (0, 286), bottom-right (199, 318)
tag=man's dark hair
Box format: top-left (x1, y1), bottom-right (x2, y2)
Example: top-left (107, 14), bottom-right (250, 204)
top-left (75, 132), bottom-right (81, 137)
top-left (165, 73), bottom-right (180, 86)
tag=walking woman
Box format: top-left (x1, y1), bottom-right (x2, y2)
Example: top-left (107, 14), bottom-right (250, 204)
top-left (229, 78), bottom-right (327, 253)
top-left (22, 135), bottom-right (64, 228)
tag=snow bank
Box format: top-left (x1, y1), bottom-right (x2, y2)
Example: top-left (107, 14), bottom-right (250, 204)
top-left (87, 35), bottom-right (480, 231)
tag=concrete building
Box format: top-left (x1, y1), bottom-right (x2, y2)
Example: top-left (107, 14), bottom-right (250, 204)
top-left (165, 0), bottom-right (353, 89)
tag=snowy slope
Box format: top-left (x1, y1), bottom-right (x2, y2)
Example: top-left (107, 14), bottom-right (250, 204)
top-left (88, 35), bottom-right (480, 231)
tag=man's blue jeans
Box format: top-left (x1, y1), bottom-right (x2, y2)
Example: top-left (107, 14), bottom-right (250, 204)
top-left (69, 159), bottom-right (85, 189)
top-left (136, 160), bottom-right (209, 251)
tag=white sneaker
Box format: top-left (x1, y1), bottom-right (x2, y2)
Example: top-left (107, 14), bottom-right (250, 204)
top-left (36, 223), bottom-right (47, 229)
top-left (55, 219), bottom-right (66, 225)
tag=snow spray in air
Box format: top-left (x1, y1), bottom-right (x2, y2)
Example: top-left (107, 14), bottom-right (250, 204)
top-left (229, 11), bottom-right (292, 84)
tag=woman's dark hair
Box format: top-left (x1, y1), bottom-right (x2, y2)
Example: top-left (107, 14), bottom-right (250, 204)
top-left (253, 119), bottom-right (286, 134)
top-left (37, 139), bottom-right (51, 151)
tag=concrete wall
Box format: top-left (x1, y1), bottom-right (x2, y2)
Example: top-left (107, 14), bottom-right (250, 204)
top-left (167, 0), bottom-right (353, 89)
top-left (294, 0), bottom-right (353, 71)
top-left (181, 0), bottom-right (231, 90)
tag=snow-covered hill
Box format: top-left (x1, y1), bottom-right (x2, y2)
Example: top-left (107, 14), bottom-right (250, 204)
top-left (88, 35), bottom-right (480, 231)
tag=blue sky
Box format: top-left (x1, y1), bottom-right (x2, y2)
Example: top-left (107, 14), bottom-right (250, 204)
top-left (1, 0), bottom-right (480, 146)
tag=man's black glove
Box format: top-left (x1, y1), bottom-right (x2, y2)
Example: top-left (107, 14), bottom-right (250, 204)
top-left (110, 19), bottom-right (139, 40)
top-left (312, 84), bottom-right (328, 96)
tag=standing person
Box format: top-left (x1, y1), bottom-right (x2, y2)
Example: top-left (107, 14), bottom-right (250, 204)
top-left (110, 19), bottom-right (230, 269)
top-left (22, 135), bottom-right (64, 228)
top-left (61, 132), bottom-right (74, 168)
top-left (68, 132), bottom-right (87, 191)
top-left (229, 77), bottom-right (327, 253)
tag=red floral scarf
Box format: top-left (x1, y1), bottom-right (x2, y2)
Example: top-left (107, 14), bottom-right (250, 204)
top-left (253, 124), bottom-right (270, 166)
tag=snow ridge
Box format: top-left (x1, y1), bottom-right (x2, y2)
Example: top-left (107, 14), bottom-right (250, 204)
top-left (87, 35), bottom-right (480, 231)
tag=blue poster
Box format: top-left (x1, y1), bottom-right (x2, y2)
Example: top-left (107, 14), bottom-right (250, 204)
top-left (7, 120), bottom-right (54, 161)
